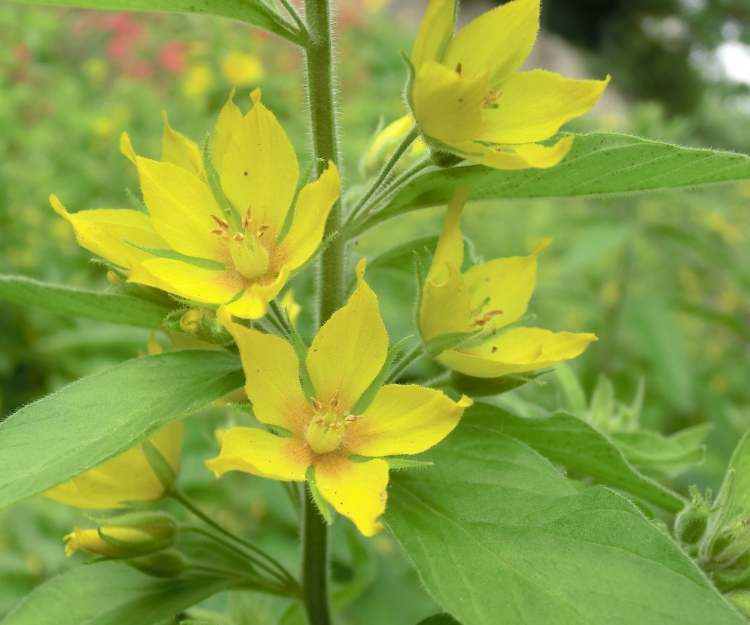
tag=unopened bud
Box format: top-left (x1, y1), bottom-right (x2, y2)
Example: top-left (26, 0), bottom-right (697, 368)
top-left (361, 115), bottom-right (426, 177)
top-left (64, 511), bottom-right (177, 559)
top-left (128, 549), bottom-right (187, 578)
top-left (180, 309), bottom-right (205, 334)
top-left (674, 488), bottom-right (711, 548)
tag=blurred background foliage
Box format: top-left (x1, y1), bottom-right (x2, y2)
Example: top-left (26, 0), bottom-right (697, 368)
top-left (1, 0), bottom-right (749, 622)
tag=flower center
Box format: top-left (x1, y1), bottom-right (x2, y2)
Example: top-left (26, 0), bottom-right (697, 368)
top-left (229, 232), bottom-right (269, 280)
top-left (211, 213), bottom-right (273, 281)
top-left (304, 400), bottom-right (358, 455)
top-left (304, 413), bottom-right (345, 455)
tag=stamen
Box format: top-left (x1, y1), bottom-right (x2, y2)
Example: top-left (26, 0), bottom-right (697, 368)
top-left (211, 214), bottom-right (229, 229)
top-left (474, 309), bottom-right (504, 327)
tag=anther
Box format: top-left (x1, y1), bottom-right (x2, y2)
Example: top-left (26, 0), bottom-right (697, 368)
top-left (211, 215), bottom-right (229, 229)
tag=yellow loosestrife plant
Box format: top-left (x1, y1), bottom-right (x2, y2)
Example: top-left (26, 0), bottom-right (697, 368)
top-left (7, 0), bottom-right (749, 624)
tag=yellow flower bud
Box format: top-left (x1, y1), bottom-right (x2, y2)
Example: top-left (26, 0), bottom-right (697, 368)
top-left (180, 309), bottom-right (205, 334)
top-left (361, 115), bottom-right (427, 177)
top-left (64, 512), bottom-right (177, 558)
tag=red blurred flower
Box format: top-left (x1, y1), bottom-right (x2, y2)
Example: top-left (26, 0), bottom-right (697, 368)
top-left (159, 41), bottom-right (186, 74)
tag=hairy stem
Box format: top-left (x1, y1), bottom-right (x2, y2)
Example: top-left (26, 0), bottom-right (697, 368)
top-left (302, 0), bottom-right (341, 623)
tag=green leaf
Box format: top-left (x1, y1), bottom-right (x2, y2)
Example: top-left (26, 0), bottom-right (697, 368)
top-left (612, 425), bottom-right (710, 479)
top-left (554, 363), bottom-right (587, 415)
top-left (485, 404), bottom-right (684, 512)
top-left (709, 433), bottom-right (750, 537)
top-left (387, 406), bottom-right (742, 625)
top-left (373, 133), bottom-right (750, 228)
top-left (0, 561), bottom-right (229, 625)
top-left (10, 0), bottom-right (301, 43)
top-left (0, 275), bottom-right (173, 329)
top-left (449, 371), bottom-right (539, 397)
top-left (416, 616), bottom-right (461, 625)
top-left (0, 351), bottom-right (242, 510)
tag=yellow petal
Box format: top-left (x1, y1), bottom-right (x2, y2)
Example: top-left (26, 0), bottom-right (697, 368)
top-left (462, 238), bottom-right (550, 332)
top-left (444, 0), bottom-right (539, 85)
top-left (206, 427), bottom-right (311, 481)
top-left (161, 110), bottom-right (206, 178)
top-left (440, 327), bottom-right (597, 378)
top-left (222, 319), bottom-right (309, 433)
top-left (314, 455), bottom-right (389, 537)
top-left (50, 195), bottom-right (167, 270)
top-left (346, 384), bottom-right (470, 457)
top-left (306, 260), bottom-right (388, 412)
top-left (469, 136), bottom-right (574, 170)
top-left (130, 258), bottom-right (243, 305)
top-left (480, 71), bottom-right (610, 145)
top-left (211, 91), bottom-right (242, 174)
top-left (134, 156), bottom-right (225, 261)
top-left (120, 132), bottom-right (137, 166)
top-left (46, 421), bottom-right (183, 509)
top-left (281, 161), bottom-right (341, 271)
top-left (222, 264), bottom-right (292, 320)
top-left (411, 0), bottom-right (456, 68)
top-left (217, 90), bottom-right (299, 235)
top-left (413, 61), bottom-right (487, 145)
top-left (419, 193), bottom-right (472, 340)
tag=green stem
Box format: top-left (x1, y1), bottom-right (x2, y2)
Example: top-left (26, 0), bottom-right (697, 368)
top-left (170, 490), bottom-right (297, 590)
top-left (349, 158), bottom-right (431, 237)
top-left (305, 0), bottom-right (344, 324)
top-left (182, 524), bottom-right (291, 589)
top-left (302, 0), bottom-right (341, 623)
top-left (278, 0), bottom-right (309, 38)
top-left (346, 126), bottom-right (419, 225)
top-left (385, 339), bottom-right (425, 384)
top-left (302, 492), bottom-right (331, 625)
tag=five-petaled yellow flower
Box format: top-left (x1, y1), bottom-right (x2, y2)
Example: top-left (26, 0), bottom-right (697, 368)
top-left (51, 90), bottom-right (340, 319)
top-left (410, 0), bottom-right (610, 169)
top-left (207, 261), bottom-right (471, 536)
top-left (419, 194), bottom-right (597, 378)
top-left (46, 421), bottom-right (183, 509)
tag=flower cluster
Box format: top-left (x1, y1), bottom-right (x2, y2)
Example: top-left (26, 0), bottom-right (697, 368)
top-left (48, 0), bottom-right (601, 539)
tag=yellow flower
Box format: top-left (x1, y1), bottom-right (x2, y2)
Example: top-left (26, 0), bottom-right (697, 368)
top-left (206, 261), bottom-right (471, 536)
top-left (63, 512), bottom-right (177, 558)
top-left (51, 90), bottom-right (341, 319)
top-left (45, 421), bottom-right (183, 509)
top-left (419, 194), bottom-right (597, 378)
top-left (221, 51), bottom-right (265, 86)
top-left (181, 63), bottom-right (214, 99)
top-left (361, 115), bottom-right (428, 177)
top-left (410, 0), bottom-right (609, 169)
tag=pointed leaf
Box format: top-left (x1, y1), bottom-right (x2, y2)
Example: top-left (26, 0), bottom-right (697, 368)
top-left (10, 0), bottom-right (300, 43)
top-left (487, 404), bottom-right (684, 512)
top-left (0, 351), bottom-right (242, 509)
top-left (371, 133), bottom-right (750, 230)
top-left (386, 405), bottom-right (741, 625)
top-left (0, 275), bottom-right (173, 329)
top-left (0, 561), bottom-right (229, 625)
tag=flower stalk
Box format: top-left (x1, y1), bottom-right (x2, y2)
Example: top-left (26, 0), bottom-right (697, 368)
top-left (303, 0), bottom-right (342, 622)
